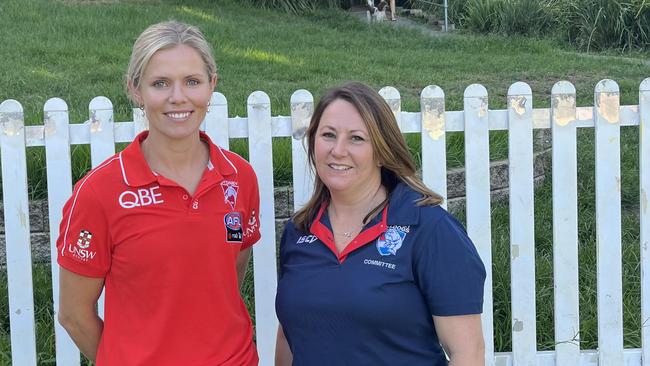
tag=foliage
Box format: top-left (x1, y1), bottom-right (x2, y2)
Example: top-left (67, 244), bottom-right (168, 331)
top-left (436, 0), bottom-right (650, 51)
top-left (237, 0), bottom-right (342, 14)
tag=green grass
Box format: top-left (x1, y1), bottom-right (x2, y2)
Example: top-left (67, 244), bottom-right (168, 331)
top-left (0, 0), bottom-right (648, 363)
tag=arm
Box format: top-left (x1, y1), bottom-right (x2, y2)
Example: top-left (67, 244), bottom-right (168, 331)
top-left (236, 246), bottom-right (253, 288)
top-left (58, 267), bottom-right (105, 362)
top-left (275, 325), bottom-right (293, 366)
top-left (433, 314), bottom-right (484, 366)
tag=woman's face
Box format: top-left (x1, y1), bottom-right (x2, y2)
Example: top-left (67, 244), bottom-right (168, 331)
top-left (132, 44), bottom-right (216, 143)
top-left (314, 99), bottom-right (381, 197)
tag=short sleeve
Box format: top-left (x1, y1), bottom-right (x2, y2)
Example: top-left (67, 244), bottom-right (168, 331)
top-left (413, 212), bottom-right (486, 316)
top-left (56, 179), bottom-right (112, 278)
top-left (241, 167), bottom-right (261, 249)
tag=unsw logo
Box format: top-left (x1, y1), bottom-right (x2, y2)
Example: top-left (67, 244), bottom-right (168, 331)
top-left (68, 230), bottom-right (96, 262)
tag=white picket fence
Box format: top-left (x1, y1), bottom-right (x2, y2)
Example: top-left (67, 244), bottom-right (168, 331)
top-left (0, 78), bottom-right (648, 366)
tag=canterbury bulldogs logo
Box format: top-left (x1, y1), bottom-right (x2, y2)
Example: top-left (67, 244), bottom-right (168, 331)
top-left (221, 180), bottom-right (239, 210)
top-left (376, 226), bottom-right (408, 256)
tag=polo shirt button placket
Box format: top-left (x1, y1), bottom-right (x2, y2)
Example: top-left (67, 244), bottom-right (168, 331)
top-left (182, 194), bottom-right (189, 200)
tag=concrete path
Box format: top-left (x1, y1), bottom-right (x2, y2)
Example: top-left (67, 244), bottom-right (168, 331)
top-left (347, 6), bottom-right (449, 37)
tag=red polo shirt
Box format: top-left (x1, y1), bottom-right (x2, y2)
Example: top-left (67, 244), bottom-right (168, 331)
top-left (57, 131), bottom-right (260, 366)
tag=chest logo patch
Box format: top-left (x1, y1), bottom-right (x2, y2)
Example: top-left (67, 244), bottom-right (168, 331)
top-left (376, 226), bottom-right (407, 256)
top-left (220, 180), bottom-right (239, 210)
top-left (224, 212), bottom-right (243, 243)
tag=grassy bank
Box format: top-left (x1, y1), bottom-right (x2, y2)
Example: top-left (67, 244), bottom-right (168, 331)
top-left (0, 0), bottom-right (648, 364)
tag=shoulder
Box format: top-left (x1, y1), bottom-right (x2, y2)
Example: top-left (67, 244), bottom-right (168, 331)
top-left (73, 154), bottom-right (123, 195)
top-left (218, 147), bottom-right (258, 180)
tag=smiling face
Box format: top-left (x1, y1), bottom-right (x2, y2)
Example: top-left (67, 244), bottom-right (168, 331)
top-left (130, 44), bottom-right (216, 144)
top-left (314, 99), bottom-right (381, 198)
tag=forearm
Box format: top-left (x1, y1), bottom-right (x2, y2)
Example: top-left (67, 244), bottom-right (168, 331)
top-left (59, 312), bottom-right (103, 362)
top-left (275, 326), bottom-right (293, 366)
top-left (448, 352), bottom-right (484, 366)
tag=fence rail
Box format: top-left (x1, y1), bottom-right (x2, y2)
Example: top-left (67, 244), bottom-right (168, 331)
top-left (0, 78), bottom-right (649, 366)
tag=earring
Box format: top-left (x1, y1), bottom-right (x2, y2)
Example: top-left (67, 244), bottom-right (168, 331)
top-left (207, 102), bottom-right (211, 113)
top-left (139, 104), bottom-right (146, 117)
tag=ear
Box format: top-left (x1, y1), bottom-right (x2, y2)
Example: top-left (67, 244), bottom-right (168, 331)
top-left (210, 73), bottom-right (218, 90)
top-left (128, 81), bottom-right (143, 106)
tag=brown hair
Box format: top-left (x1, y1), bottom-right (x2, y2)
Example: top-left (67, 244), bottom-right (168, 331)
top-left (293, 81), bottom-right (444, 232)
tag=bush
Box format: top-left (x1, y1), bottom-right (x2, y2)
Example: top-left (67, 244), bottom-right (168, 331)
top-left (443, 0), bottom-right (650, 51)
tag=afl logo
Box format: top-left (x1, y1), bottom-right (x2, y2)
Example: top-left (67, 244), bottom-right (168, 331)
top-left (224, 212), bottom-right (242, 230)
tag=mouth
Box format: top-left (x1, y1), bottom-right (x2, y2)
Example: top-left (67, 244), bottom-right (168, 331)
top-left (165, 111), bottom-right (192, 120)
top-left (328, 163), bottom-right (352, 171)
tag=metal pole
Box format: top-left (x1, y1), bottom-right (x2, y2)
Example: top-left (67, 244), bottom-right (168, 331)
top-left (444, 0), bottom-right (448, 32)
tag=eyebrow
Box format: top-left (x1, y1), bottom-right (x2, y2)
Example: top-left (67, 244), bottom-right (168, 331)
top-left (320, 125), bottom-right (368, 135)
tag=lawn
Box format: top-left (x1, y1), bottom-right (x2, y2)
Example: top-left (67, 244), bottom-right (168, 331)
top-left (0, 0), bottom-right (648, 364)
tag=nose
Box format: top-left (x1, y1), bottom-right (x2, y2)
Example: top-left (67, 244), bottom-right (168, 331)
top-left (330, 136), bottom-right (347, 157)
top-left (168, 83), bottom-right (187, 104)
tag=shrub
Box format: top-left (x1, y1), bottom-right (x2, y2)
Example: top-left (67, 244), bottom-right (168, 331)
top-left (239, 0), bottom-right (342, 14)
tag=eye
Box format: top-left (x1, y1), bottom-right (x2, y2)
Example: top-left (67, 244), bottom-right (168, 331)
top-left (351, 135), bottom-right (365, 142)
top-left (187, 79), bottom-right (200, 86)
top-left (152, 80), bottom-right (168, 88)
top-left (321, 131), bottom-right (335, 139)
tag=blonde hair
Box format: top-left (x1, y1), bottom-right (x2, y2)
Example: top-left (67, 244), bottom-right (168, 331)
top-left (126, 21), bottom-right (217, 104)
top-left (293, 81), bottom-right (444, 232)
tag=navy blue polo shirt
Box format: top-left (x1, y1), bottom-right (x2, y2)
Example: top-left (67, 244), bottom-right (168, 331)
top-left (275, 183), bottom-right (486, 366)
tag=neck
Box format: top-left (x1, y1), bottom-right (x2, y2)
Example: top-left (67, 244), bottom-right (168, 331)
top-left (328, 182), bottom-right (386, 224)
top-left (141, 131), bottom-right (208, 175)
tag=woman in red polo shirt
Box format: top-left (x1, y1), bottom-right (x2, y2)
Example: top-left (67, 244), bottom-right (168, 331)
top-left (57, 21), bottom-right (260, 365)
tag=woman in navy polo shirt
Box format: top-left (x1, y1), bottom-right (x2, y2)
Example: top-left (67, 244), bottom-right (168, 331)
top-left (275, 82), bottom-right (486, 365)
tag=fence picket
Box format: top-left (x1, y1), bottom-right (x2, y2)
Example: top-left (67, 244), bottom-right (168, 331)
top-left (290, 89), bottom-right (314, 211)
top-left (379, 86), bottom-right (402, 130)
top-left (640, 77), bottom-right (650, 366)
top-left (204, 92), bottom-right (229, 149)
top-left (463, 84), bottom-right (494, 365)
top-left (594, 80), bottom-right (624, 365)
top-left (420, 85), bottom-right (447, 208)
top-left (0, 100), bottom-right (37, 366)
top-left (246, 91), bottom-right (278, 366)
top-left (551, 81), bottom-right (581, 365)
top-left (507, 82), bottom-right (537, 365)
top-left (43, 98), bottom-right (81, 365)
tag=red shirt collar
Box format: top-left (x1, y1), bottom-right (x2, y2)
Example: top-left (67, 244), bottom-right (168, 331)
top-left (310, 202), bottom-right (389, 263)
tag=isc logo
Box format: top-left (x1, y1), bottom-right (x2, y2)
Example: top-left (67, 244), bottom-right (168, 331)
top-left (119, 186), bottom-right (164, 209)
top-left (297, 235), bottom-right (317, 244)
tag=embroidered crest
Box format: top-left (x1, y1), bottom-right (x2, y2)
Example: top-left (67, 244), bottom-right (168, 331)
top-left (220, 180), bottom-right (239, 210)
top-left (77, 230), bottom-right (93, 249)
top-left (376, 226), bottom-right (406, 256)
top-left (224, 212), bottom-right (243, 243)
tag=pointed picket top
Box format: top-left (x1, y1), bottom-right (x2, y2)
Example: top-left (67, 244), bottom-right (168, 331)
top-left (421, 85), bottom-right (445, 140)
top-left (379, 86), bottom-right (401, 126)
top-left (89, 96), bottom-right (113, 111)
top-left (507, 82), bottom-right (532, 119)
top-left (595, 79), bottom-right (620, 125)
top-left (248, 90), bottom-right (271, 109)
top-left (551, 81), bottom-right (577, 127)
top-left (290, 89), bottom-right (313, 140)
top-left (0, 99), bottom-right (24, 137)
top-left (44, 98), bottom-right (68, 112)
top-left (464, 84), bottom-right (489, 119)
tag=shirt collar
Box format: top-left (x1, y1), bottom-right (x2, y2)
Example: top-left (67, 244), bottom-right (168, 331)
top-left (118, 131), bottom-right (236, 187)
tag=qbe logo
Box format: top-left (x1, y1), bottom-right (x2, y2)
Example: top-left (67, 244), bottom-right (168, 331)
top-left (119, 186), bottom-right (164, 209)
